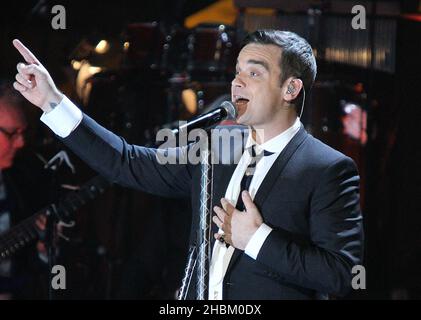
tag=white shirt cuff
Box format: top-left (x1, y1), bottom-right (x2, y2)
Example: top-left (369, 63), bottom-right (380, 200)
top-left (40, 95), bottom-right (83, 138)
top-left (244, 223), bottom-right (273, 260)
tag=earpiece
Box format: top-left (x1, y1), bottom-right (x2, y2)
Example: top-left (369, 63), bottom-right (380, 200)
top-left (287, 82), bottom-right (296, 95)
top-left (286, 79), bottom-right (306, 119)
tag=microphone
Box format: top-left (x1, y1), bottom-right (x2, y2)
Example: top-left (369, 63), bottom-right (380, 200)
top-left (171, 101), bottom-right (237, 135)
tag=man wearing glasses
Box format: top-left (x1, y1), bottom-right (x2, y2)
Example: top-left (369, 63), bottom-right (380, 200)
top-left (0, 82), bottom-right (27, 299)
top-left (0, 88), bottom-right (26, 170)
top-left (0, 81), bottom-right (48, 299)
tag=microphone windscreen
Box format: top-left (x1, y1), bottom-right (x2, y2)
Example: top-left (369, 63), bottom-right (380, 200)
top-left (220, 101), bottom-right (237, 120)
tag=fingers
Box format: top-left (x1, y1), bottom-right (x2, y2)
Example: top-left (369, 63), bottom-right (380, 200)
top-left (213, 205), bottom-right (232, 236)
top-left (213, 205), bottom-right (228, 223)
top-left (13, 81), bottom-right (28, 92)
top-left (220, 198), bottom-right (235, 215)
top-left (15, 73), bottom-right (34, 89)
top-left (214, 232), bottom-right (232, 245)
top-left (14, 63), bottom-right (37, 92)
top-left (14, 63), bottom-right (45, 94)
top-left (214, 233), bottom-right (222, 241)
top-left (13, 39), bottom-right (41, 65)
top-left (214, 233), bottom-right (224, 242)
top-left (212, 215), bottom-right (223, 229)
top-left (16, 63), bottom-right (31, 80)
top-left (17, 63), bottom-right (44, 78)
top-left (241, 191), bottom-right (256, 212)
top-left (35, 215), bottom-right (47, 230)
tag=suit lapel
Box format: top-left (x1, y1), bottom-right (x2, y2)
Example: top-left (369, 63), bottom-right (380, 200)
top-left (253, 125), bottom-right (308, 208)
top-left (210, 165), bottom-right (237, 239)
top-left (225, 125), bottom-right (309, 274)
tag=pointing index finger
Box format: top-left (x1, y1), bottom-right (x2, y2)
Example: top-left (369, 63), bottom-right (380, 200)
top-left (13, 39), bottom-right (41, 65)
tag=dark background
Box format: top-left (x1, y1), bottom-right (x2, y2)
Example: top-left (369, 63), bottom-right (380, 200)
top-left (0, 0), bottom-right (420, 299)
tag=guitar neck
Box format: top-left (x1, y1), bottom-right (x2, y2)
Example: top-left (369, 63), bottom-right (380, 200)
top-left (0, 175), bottom-right (111, 261)
top-left (0, 211), bottom-right (44, 259)
top-left (56, 175), bottom-right (110, 221)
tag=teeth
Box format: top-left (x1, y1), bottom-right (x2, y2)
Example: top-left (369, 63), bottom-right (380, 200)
top-left (234, 95), bottom-right (248, 102)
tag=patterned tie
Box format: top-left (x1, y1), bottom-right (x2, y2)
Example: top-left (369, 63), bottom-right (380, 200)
top-left (235, 145), bottom-right (274, 211)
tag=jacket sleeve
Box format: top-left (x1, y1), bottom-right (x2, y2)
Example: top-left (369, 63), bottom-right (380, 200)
top-left (256, 156), bottom-right (364, 296)
top-left (60, 114), bottom-right (193, 199)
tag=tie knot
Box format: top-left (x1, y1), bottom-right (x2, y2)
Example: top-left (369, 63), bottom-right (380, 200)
top-left (263, 149), bottom-right (275, 157)
top-left (246, 146), bottom-right (274, 173)
top-left (248, 145), bottom-right (274, 158)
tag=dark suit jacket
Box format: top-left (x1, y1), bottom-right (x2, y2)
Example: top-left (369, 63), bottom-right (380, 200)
top-left (60, 114), bottom-right (363, 300)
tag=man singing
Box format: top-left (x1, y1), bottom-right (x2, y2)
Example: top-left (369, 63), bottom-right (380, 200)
top-left (12, 30), bottom-right (363, 299)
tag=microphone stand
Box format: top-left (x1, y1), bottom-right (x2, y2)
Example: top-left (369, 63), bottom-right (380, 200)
top-left (176, 103), bottom-right (235, 300)
top-left (196, 132), bottom-right (213, 300)
top-left (177, 131), bottom-right (213, 300)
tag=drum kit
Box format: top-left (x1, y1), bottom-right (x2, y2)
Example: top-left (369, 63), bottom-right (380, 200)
top-left (72, 22), bottom-right (240, 145)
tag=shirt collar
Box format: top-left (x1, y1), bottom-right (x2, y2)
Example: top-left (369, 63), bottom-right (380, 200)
top-left (245, 117), bottom-right (301, 154)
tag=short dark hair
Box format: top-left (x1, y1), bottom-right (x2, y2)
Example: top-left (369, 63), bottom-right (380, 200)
top-left (0, 80), bottom-right (24, 108)
top-left (242, 30), bottom-right (317, 110)
top-left (0, 80), bottom-right (26, 117)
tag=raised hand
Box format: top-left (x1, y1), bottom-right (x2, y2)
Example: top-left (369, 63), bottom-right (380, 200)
top-left (12, 39), bottom-right (63, 112)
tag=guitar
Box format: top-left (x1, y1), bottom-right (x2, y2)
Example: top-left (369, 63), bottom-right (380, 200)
top-left (0, 175), bottom-right (111, 261)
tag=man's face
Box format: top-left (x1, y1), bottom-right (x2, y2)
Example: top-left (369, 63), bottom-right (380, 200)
top-left (231, 43), bottom-right (285, 128)
top-left (0, 103), bottom-right (26, 169)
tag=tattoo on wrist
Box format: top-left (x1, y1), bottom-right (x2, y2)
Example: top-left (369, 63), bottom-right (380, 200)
top-left (49, 102), bottom-right (58, 110)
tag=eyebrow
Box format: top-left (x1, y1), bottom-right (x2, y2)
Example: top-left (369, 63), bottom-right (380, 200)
top-left (237, 59), bottom-right (270, 72)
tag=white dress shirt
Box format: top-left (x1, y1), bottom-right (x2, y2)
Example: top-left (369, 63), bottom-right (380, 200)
top-left (40, 96), bottom-right (302, 300)
top-left (208, 118), bottom-right (301, 300)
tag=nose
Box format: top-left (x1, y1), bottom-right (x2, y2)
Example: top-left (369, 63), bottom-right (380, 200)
top-left (231, 73), bottom-right (246, 88)
top-left (12, 134), bottom-right (25, 149)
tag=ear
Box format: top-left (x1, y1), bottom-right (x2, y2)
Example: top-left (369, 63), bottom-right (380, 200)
top-left (283, 78), bottom-right (303, 103)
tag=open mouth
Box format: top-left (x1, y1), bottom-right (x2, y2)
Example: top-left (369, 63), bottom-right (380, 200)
top-left (234, 96), bottom-right (250, 105)
top-left (234, 96), bottom-right (250, 117)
